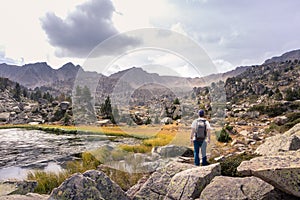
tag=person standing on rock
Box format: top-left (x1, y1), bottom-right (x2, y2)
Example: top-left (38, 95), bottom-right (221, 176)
top-left (191, 109), bottom-right (211, 166)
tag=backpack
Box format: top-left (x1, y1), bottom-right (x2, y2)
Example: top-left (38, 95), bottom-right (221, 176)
top-left (195, 119), bottom-right (207, 141)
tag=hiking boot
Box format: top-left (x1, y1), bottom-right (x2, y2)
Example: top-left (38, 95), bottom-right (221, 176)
top-left (202, 156), bottom-right (210, 166)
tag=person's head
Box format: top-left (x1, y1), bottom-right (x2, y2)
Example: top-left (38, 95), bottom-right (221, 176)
top-left (198, 109), bottom-right (205, 117)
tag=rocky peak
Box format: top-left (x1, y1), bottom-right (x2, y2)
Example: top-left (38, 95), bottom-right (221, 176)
top-left (57, 62), bottom-right (80, 73)
top-left (56, 62), bottom-right (80, 81)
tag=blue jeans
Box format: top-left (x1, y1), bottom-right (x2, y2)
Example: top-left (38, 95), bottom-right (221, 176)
top-left (193, 140), bottom-right (207, 166)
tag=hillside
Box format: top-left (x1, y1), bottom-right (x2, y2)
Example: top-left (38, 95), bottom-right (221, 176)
top-left (264, 49), bottom-right (300, 64)
top-left (222, 57), bottom-right (300, 136)
top-left (0, 49), bottom-right (300, 127)
top-left (225, 60), bottom-right (300, 103)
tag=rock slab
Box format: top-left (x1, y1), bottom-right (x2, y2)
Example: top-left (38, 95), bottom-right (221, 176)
top-left (131, 161), bottom-right (197, 200)
top-left (255, 123), bottom-right (300, 156)
top-left (200, 176), bottom-right (291, 200)
top-left (165, 163), bottom-right (221, 200)
top-left (237, 151), bottom-right (300, 197)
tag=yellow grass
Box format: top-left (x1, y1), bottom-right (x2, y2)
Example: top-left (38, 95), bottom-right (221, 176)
top-left (118, 124), bottom-right (181, 153)
top-left (27, 152), bottom-right (100, 194)
top-left (0, 123), bottom-right (179, 138)
top-left (119, 144), bottom-right (152, 153)
top-left (1, 123), bottom-right (220, 156)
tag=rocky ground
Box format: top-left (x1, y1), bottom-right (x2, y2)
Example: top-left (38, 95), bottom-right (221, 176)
top-left (0, 53), bottom-right (300, 199)
top-left (1, 123), bottom-right (299, 199)
top-left (0, 89), bottom-right (72, 125)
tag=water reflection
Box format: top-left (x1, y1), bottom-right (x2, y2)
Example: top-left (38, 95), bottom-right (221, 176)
top-left (0, 162), bottom-right (63, 181)
top-left (0, 128), bottom-right (113, 180)
top-left (0, 166), bottom-right (27, 181)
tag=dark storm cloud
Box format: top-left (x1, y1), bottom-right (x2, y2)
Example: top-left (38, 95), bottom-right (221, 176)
top-left (41, 0), bottom-right (139, 58)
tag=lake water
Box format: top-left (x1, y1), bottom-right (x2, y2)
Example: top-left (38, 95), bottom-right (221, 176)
top-left (0, 128), bottom-right (118, 181)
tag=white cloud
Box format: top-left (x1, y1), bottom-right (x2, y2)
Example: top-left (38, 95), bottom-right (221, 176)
top-left (170, 22), bottom-right (188, 36)
top-left (0, 0), bottom-right (86, 67)
top-left (82, 28), bottom-right (217, 78)
top-left (1, 0), bottom-right (300, 73)
top-left (213, 59), bottom-right (234, 73)
top-left (0, 46), bottom-right (24, 65)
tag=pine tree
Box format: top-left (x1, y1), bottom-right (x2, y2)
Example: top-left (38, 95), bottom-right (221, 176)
top-left (173, 97), bottom-right (180, 105)
top-left (22, 88), bottom-right (28, 98)
top-left (13, 83), bottom-right (21, 101)
top-left (100, 96), bottom-right (116, 124)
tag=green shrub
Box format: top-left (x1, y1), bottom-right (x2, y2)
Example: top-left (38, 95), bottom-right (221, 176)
top-left (267, 112), bottom-right (300, 133)
top-left (286, 112), bottom-right (300, 122)
top-left (52, 109), bottom-right (65, 122)
top-left (290, 101), bottom-right (300, 110)
top-left (282, 118), bottom-right (300, 132)
top-left (285, 88), bottom-right (300, 101)
top-left (219, 153), bottom-right (258, 177)
top-left (265, 122), bottom-right (282, 133)
top-left (144, 117), bottom-right (152, 125)
top-left (249, 103), bottom-right (287, 117)
top-left (216, 128), bottom-right (232, 143)
top-left (225, 124), bottom-right (234, 131)
top-left (63, 112), bottom-right (71, 125)
top-left (173, 97), bottom-right (180, 105)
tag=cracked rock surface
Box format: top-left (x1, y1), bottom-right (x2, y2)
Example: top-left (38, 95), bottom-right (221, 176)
top-left (165, 163), bottom-right (220, 200)
top-left (130, 162), bottom-right (220, 200)
top-left (131, 162), bottom-right (197, 200)
top-left (237, 150), bottom-right (300, 198)
top-left (49, 170), bottom-right (130, 200)
top-left (200, 176), bottom-right (295, 200)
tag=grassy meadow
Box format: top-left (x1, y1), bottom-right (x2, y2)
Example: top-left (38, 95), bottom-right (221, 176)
top-left (1, 123), bottom-right (227, 194)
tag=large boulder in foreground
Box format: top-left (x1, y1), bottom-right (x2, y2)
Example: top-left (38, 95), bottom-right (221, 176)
top-left (200, 176), bottom-right (294, 200)
top-left (131, 161), bottom-right (197, 200)
top-left (237, 151), bottom-right (300, 198)
top-left (49, 170), bottom-right (129, 200)
top-left (255, 123), bottom-right (300, 156)
top-left (165, 163), bottom-right (221, 200)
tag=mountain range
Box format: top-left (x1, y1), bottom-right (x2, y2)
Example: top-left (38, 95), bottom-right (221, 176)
top-left (0, 49), bottom-right (300, 96)
top-left (0, 61), bottom-right (247, 93)
top-left (0, 62), bottom-right (80, 89)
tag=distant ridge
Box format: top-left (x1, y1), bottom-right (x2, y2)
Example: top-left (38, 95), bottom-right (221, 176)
top-left (0, 62), bottom-right (80, 88)
top-left (0, 61), bottom-right (248, 90)
top-left (264, 49), bottom-right (300, 64)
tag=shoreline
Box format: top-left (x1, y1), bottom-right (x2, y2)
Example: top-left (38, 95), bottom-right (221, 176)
top-left (0, 124), bottom-right (138, 138)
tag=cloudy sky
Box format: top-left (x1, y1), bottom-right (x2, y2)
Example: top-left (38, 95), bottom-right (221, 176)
top-left (1, 0), bottom-right (300, 77)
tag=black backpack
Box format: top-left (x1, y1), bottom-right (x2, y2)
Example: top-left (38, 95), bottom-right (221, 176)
top-left (195, 119), bottom-right (207, 141)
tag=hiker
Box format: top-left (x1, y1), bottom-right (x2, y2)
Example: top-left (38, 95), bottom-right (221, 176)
top-left (190, 109), bottom-right (211, 166)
